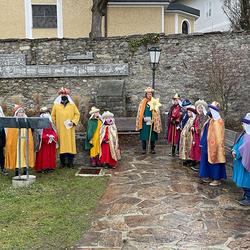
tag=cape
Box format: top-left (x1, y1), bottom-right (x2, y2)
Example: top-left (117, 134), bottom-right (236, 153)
top-left (135, 98), bottom-right (162, 133)
top-left (85, 119), bottom-right (98, 150)
top-left (207, 118), bottom-right (226, 164)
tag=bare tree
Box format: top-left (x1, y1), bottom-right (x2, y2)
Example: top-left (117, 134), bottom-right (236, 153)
top-left (89, 0), bottom-right (108, 38)
top-left (192, 46), bottom-right (240, 119)
top-left (223, 0), bottom-right (250, 31)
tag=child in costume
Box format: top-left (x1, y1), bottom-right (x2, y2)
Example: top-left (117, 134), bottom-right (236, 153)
top-left (232, 113), bottom-right (250, 206)
top-left (179, 106), bottom-right (196, 166)
top-left (34, 107), bottom-right (58, 173)
top-left (85, 107), bottom-right (103, 167)
top-left (99, 111), bottom-right (121, 168)
top-left (167, 94), bottom-right (181, 156)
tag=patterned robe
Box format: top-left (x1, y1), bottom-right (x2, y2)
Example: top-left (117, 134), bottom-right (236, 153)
top-left (179, 117), bottom-right (194, 160)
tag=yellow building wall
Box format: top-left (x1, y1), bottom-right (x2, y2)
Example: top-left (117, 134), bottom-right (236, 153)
top-left (63, 0), bottom-right (92, 38)
top-left (164, 14), bottom-right (175, 34)
top-left (33, 29), bottom-right (57, 38)
top-left (0, 0), bottom-right (26, 39)
top-left (178, 14), bottom-right (195, 33)
top-left (107, 6), bottom-right (162, 36)
top-left (32, 0), bottom-right (56, 3)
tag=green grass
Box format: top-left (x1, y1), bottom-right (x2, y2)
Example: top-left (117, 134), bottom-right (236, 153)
top-left (0, 168), bottom-right (109, 249)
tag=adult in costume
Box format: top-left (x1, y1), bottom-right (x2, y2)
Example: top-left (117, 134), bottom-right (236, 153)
top-left (0, 106), bottom-right (8, 175)
top-left (5, 105), bottom-right (34, 176)
top-left (190, 100), bottom-right (208, 171)
top-left (34, 107), bottom-right (58, 173)
top-left (85, 107), bottom-right (103, 167)
top-left (167, 94), bottom-right (181, 156)
top-left (232, 113), bottom-right (250, 206)
top-left (51, 87), bottom-right (80, 168)
top-left (99, 111), bottom-right (120, 168)
top-left (199, 101), bottom-right (226, 186)
top-left (136, 87), bottom-right (162, 154)
top-left (179, 107), bottom-right (195, 166)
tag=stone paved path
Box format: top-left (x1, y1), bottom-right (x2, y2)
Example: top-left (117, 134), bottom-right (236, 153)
top-left (76, 146), bottom-right (250, 250)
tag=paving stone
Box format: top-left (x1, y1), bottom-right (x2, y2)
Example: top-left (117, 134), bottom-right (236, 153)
top-left (76, 146), bottom-right (250, 249)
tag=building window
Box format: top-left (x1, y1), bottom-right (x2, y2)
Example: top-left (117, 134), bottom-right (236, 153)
top-left (205, 1), bottom-right (212, 18)
top-left (32, 5), bottom-right (57, 28)
top-left (182, 21), bottom-right (189, 34)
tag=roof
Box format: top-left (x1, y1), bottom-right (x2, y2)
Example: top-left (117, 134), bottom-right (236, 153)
top-left (167, 3), bottom-right (200, 17)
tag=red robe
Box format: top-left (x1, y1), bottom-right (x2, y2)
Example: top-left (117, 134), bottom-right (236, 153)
top-left (190, 116), bottom-right (201, 161)
top-left (167, 105), bottom-right (181, 145)
top-left (35, 127), bottom-right (58, 171)
top-left (100, 127), bottom-right (117, 168)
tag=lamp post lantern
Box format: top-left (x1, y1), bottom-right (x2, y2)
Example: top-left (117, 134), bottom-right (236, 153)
top-left (148, 47), bottom-right (161, 90)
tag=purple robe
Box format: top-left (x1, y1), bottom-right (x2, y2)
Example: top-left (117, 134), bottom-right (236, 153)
top-left (239, 134), bottom-right (250, 172)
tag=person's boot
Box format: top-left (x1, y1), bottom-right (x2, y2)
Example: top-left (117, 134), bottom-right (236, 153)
top-left (22, 167), bottom-right (27, 176)
top-left (169, 145), bottom-right (176, 156)
top-left (191, 161), bottom-right (199, 172)
top-left (14, 168), bottom-right (19, 177)
top-left (239, 198), bottom-right (250, 206)
top-left (60, 154), bottom-right (66, 168)
top-left (1, 166), bottom-right (8, 176)
top-left (68, 157), bottom-right (74, 168)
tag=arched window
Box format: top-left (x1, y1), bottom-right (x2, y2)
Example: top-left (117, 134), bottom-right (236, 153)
top-left (182, 21), bottom-right (189, 34)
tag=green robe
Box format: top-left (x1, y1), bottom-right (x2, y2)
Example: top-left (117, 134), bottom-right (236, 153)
top-left (84, 119), bottom-right (98, 150)
top-left (139, 104), bottom-right (158, 142)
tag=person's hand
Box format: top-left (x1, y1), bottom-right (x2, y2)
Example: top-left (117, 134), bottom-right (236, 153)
top-left (191, 127), bottom-right (194, 132)
top-left (232, 151), bottom-right (236, 159)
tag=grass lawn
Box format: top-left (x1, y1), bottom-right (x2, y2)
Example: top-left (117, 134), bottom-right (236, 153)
top-left (0, 168), bottom-right (109, 249)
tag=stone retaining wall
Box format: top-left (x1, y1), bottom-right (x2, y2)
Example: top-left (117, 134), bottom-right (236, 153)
top-left (0, 32), bottom-right (249, 129)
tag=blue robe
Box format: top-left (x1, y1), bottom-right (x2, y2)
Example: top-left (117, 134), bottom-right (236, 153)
top-left (232, 133), bottom-right (250, 188)
top-left (199, 122), bottom-right (227, 180)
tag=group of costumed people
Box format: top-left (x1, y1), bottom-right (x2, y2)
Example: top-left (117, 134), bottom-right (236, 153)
top-left (0, 86), bottom-right (249, 206)
top-left (84, 107), bottom-right (120, 168)
top-left (0, 87), bottom-right (121, 177)
top-left (135, 87), bottom-right (250, 206)
top-left (0, 87), bottom-right (81, 175)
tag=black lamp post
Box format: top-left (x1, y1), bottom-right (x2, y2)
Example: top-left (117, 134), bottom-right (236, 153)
top-left (148, 47), bottom-right (161, 90)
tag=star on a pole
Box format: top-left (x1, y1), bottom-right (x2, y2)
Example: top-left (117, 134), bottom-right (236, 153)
top-left (148, 97), bottom-right (162, 113)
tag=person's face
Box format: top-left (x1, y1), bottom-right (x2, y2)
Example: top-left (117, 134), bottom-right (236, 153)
top-left (173, 99), bottom-right (179, 105)
top-left (187, 110), bottom-right (192, 117)
top-left (197, 105), bottom-right (203, 115)
top-left (93, 112), bottom-right (99, 118)
top-left (105, 117), bottom-right (113, 124)
top-left (146, 92), bottom-right (152, 100)
top-left (16, 109), bottom-right (25, 117)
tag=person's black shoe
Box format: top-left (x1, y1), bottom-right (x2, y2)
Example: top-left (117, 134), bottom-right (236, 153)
top-left (142, 150), bottom-right (146, 154)
top-left (151, 150), bottom-right (156, 154)
top-left (191, 166), bottom-right (199, 172)
top-left (22, 167), bottom-right (27, 175)
top-left (14, 168), bottom-right (19, 177)
top-left (1, 169), bottom-right (8, 176)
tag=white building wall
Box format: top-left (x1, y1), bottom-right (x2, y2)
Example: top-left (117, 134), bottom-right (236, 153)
top-left (176, 0), bottom-right (231, 32)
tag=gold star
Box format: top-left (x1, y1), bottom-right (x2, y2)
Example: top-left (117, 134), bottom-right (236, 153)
top-left (148, 97), bottom-right (162, 112)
